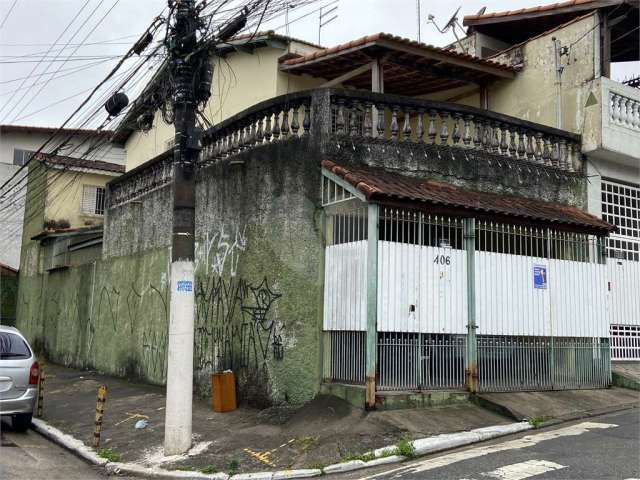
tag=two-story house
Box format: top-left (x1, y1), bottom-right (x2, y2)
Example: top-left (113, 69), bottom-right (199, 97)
top-left (0, 125), bottom-right (125, 269)
top-left (15, 1), bottom-right (639, 409)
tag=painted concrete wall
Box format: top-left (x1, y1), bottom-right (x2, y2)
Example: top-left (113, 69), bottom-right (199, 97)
top-left (124, 42), bottom-right (324, 172)
top-left (44, 169), bottom-right (119, 229)
top-left (192, 138), bottom-right (324, 406)
top-left (489, 14), bottom-right (598, 135)
top-left (16, 247), bottom-right (171, 384)
top-left (18, 137), bottom-right (325, 406)
top-left (17, 157), bottom-right (172, 384)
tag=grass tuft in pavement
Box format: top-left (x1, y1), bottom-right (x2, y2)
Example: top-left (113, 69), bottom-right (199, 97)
top-left (528, 416), bottom-right (553, 428)
top-left (395, 437), bottom-right (416, 458)
top-left (97, 448), bottom-right (121, 462)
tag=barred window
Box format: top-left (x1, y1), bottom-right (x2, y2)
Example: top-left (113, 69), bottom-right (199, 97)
top-left (602, 179), bottom-right (639, 239)
top-left (81, 185), bottom-right (106, 215)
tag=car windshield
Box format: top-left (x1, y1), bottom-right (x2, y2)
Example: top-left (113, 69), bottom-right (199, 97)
top-left (0, 332), bottom-right (31, 360)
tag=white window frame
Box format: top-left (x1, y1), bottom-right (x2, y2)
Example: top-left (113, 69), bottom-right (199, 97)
top-left (602, 179), bottom-right (640, 261)
top-left (81, 185), bottom-right (106, 216)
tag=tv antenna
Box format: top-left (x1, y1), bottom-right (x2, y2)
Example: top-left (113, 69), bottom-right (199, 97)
top-left (426, 6), bottom-right (468, 52)
top-left (285, 3), bottom-right (296, 36)
top-left (318, 1), bottom-right (338, 45)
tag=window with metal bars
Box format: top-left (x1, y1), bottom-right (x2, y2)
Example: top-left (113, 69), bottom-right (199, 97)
top-left (81, 185), bottom-right (106, 216)
top-left (601, 179), bottom-right (639, 239)
top-left (602, 179), bottom-right (639, 261)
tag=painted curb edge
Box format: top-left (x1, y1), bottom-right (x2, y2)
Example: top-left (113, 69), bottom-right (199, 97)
top-left (30, 418), bottom-right (534, 479)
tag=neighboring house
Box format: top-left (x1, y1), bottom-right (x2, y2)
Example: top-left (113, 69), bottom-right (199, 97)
top-left (0, 263), bottom-right (18, 326)
top-left (113, 31), bottom-right (323, 171)
top-left (15, 1), bottom-right (639, 409)
top-left (461, 0), bottom-right (640, 361)
top-left (0, 125), bottom-right (125, 269)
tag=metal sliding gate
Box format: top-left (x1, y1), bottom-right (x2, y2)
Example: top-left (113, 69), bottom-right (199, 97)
top-left (322, 198), bottom-right (612, 392)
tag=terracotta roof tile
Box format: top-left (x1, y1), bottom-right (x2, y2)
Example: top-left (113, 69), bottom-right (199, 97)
top-left (463, 0), bottom-right (598, 21)
top-left (322, 160), bottom-right (614, 232)
top-left (282, 32), bottom-right (517, 72)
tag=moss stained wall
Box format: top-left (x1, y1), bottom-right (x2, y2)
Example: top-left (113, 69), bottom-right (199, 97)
top-left (18, 136), bottom-right (325, 406)
top-left (193, 137), bottom-right (324, 406)
top-left (0, 272), bottom-right (18, 325)
top-left (17, 247), bottom-right (171, 384)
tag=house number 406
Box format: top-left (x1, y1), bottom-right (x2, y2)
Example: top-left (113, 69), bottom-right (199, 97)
top-left (433, 255), bottom-right (451, 265)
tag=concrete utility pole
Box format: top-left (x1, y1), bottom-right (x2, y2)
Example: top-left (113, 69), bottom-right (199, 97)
top-left (164, 0), bottom-right (200, 456)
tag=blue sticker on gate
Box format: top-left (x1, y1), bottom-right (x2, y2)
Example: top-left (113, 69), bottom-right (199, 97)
top-left (177, 280), bottom-right (193, 292)
top-left (533, 265), bottom-right (547, 289)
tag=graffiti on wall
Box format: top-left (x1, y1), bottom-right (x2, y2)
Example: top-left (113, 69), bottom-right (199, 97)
top-left (195, 224), bottom-right (247, 277)
top-left (194, 222), bottom-right (288, 392)
top-left (195, 275), bottom-right (285, 373)
top-left (23, 267), bottom-right (170, 383)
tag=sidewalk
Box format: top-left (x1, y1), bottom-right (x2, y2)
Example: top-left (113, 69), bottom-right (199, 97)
top-left (37, 363), bottom-right (510, 475)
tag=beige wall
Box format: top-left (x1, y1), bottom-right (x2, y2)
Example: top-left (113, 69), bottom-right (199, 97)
top-left (125, 41), bottom-right (323, 172)
top-left (44, 169), bottom-right (117, 229)
top-left (488, 14), bottom-right (598, 135)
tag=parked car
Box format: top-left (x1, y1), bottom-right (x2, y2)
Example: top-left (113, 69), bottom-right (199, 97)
top-left (0, 325), bottom-right (38, 431)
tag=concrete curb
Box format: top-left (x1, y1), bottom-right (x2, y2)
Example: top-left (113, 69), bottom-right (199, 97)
top-left (612, 371), bottom-right (640, 391)
top-left (30, 417), bottom-right (536, 479)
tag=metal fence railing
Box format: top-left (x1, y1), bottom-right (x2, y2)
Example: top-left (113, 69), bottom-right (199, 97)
top-left (378, 333), bottom-right (465, 391)
top-left (323, 331), bottom-right (366, 385)
top-left (322, 202), bottom-right (616, 393)
top-left (610, 324), bottom-right (640, 361)
top-left (478, 336), bottom-right (611, 391)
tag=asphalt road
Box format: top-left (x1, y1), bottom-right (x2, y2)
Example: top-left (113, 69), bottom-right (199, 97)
top-left (332, 409), bottom-right (640, 480)
top-left (1, 409), bottom-right (638, 480)
top-left (0, 418), bottom-right (136, 480)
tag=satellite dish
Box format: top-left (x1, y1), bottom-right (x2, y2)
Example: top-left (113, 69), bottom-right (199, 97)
top-left (444, 6), bottom-right (461, 30)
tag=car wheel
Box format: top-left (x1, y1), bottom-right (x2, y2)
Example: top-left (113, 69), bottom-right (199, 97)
top-left (12, 413), bottom-right (32, 432)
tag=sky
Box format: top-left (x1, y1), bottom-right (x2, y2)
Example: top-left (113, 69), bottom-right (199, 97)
top-left (0, 0), bottom-right (637, 128)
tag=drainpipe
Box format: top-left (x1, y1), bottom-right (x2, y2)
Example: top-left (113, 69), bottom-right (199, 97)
top-left (464, 218), bottom-right (478, 393)
top-left (365, 203), bottom-right (379, 409)
top-left (553, 37), bottom-right (563, 130)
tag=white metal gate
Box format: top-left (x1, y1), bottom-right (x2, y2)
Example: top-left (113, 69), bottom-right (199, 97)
top-left (322, 202), bottom-right (612, 392)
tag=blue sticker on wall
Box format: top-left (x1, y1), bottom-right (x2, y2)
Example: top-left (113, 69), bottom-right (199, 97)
top-left (177, 280), bottom-right (193, 292)
top-left (533, 265), bottom-right (547, 289)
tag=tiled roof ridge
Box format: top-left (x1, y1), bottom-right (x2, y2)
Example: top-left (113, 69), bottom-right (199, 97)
top-left (282, 32), bottom-right (517, 71)
top-left (321, 159), bottom-right (614, 232)
top-left (463, 0), bottom-right (599, 22)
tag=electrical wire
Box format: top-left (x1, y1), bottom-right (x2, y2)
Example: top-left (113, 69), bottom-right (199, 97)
top-left (0, 0), bottom-right (18, 29)
top-left (0, 14), bottom-right (166, 200)
top-left (6, 0), bottom-right (123, 124)
top-left (0, 0), bottom-right (92, 120)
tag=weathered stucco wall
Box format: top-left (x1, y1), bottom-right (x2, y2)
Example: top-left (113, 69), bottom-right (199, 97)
top-left (17, 247), bottom-right (171, 384)
top-left (104, 185), bottom-right (173, 258)
top-left (489, 14), bottom-right (598, 134)
top-left (19, 136), bottom-right (325, 406)
top-left (193, 138), bottom-right (324, 406)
